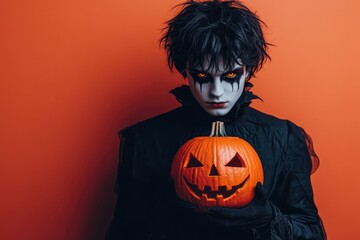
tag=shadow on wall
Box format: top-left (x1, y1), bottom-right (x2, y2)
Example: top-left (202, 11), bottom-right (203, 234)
top-left (79, 67), bottom-right (181, 240)
top-left (81, 155), bottom-right (118, 240)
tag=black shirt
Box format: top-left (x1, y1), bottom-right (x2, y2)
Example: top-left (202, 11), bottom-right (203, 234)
top-left (106, 85), bottom-right (326, 240)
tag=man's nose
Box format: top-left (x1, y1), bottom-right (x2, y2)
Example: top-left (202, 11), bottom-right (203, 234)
top-left (210, 78), bottom-right (224, 98)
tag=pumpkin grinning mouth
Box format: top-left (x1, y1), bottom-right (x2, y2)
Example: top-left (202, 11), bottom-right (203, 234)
top-left (183, 176), bottom-right (249, 199)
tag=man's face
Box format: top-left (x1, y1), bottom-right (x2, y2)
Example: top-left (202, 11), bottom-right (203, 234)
top-left (185, 58), bottom-right (247, 116)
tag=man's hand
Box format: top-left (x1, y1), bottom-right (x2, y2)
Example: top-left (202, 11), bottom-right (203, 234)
top-left (206, 182), bottom-right (273, 230)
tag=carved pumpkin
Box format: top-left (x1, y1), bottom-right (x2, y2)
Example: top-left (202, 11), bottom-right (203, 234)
top-left (171, 121), bottom-right (264, 208)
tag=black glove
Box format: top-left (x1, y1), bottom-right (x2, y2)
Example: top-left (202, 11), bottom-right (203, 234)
top-left (169, 182), bottom-right (275, 239)
top-left (207, 182), bottom-right (273, 231)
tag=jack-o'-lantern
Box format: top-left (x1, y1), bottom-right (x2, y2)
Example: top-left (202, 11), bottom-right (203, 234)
top-left (170, 121), bottom-right (264, 208)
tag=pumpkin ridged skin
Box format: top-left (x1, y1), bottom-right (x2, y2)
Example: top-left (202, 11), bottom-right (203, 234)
top-left (171, 135), bottom-right (264, 208)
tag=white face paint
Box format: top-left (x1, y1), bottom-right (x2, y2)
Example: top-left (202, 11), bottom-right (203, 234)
top-left (185, 58), bottom-right (248, 116)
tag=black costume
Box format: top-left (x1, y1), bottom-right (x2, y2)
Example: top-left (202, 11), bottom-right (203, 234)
top-left (106, 85), bottom-right (326, 240)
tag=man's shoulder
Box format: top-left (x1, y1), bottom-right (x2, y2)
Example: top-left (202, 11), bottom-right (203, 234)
top-left (243, 106), bottom-right (308, 138)
top-left (243, 106), bottom-right (289, 128)
top-left (119, 107), bottom-right (185, 138)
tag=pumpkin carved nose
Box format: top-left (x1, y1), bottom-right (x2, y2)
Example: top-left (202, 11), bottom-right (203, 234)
top-left (209, 164), bottom-right (219, 176)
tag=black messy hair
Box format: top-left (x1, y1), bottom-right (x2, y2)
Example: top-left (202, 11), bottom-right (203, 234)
top-left (160, 0), bottom-right (270, 80)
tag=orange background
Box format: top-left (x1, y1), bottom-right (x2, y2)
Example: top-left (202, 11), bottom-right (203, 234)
top-left (1, 0), bottom-right (359, 239)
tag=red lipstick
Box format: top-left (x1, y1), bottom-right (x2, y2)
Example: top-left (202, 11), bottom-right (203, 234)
top-left (208, 102), bottom-right (227, 108)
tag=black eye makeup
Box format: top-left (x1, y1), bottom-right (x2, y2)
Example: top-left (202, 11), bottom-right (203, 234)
top-left (188, 69), bottom-right (213, 84)
top-left (188, 67), bottom-right (244, 82)
top-left (187, 66), bottom-right (245, 92)
top-left (221, 67), bottom-right (244, 83)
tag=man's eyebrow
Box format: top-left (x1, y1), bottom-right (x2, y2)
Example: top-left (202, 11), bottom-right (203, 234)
top-left (222, 67), bottom-right (244, 75)
top-left (188, 66), bottom-right (244, 74)
top-left (188, 67), bottom-right (205, 72)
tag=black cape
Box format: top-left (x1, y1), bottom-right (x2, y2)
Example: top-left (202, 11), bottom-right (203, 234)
top-left (106, 85), bottom-right (326, 240)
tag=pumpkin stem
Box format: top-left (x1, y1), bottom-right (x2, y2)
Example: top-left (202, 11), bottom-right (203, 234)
top-left (210, 121), bottom-right (227, 137)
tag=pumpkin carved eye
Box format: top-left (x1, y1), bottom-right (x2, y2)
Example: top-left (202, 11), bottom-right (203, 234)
top-left (186, 153), bottom-right (203, 168)
top-left (225, 153), bottom-right (246, 167)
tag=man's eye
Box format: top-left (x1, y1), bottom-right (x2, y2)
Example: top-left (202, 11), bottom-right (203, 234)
top-left (197, 73), bottom-right (207, 78)
top-left (225, 72), bottom-right (237, 78)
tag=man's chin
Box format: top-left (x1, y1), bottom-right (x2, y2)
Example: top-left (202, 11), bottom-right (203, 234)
top-left (205, 108), bottom-right (230, 117)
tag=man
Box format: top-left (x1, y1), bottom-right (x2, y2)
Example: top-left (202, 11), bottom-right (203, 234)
top-left (106, 1), bottom-right (326, 239)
